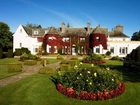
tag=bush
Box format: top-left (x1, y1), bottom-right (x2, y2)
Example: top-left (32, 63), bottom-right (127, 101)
top-left (68, 60), bottom-right (78, 67)
top-left (24, 60), bottom-right (37, 65)
top-left (60, 64), bottom-right (70, 71)
top-left (20, 53), bottom-right (40, 61)
top-left (57, 55), bottom-right (64, 61)
top-left (41, 59), bottom-right (49, 66)
top-left (39, 66), bottom-right (56, 74)
top-left (7, 64), bottom-right (22, 72)
top-left (14, 47), bottom-right (31, 56)
top-left (82, 54), bottom-right (106, 64)
top-left (14, 49), bottom-right (22, 56)
top-left (7, 49), bottom-right (13, 58)
top-left (111, 56), bottom-right (120, 60)
top-left (0, 49), bottom-right (3, 58)
top-left (0, 64), bottom-right (22, 72)
top-left (106, 51), bottom-right (111, 56)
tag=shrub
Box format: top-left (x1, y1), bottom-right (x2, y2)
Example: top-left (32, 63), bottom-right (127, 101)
top-left (106, 51), bottom-right (111, 56)
top-left (68, 60), bottom-right (78, 67)
top-left (14, 49), bottom-right (22, 56)
top-left (111, 56), bottom-right (120, 60)
top-left (39, 66), bottom-right (56, 74)
top-left (20, 53), bottom-right (40, 61)
top-left (24, 60), bottom-right (37, 65)
top-left (7, 49), bottom-right (13, 58)
top-left (60, 64), bottom-right (70, 71)
top-left (57, 55), bottom-right (64, 61)
top-left (41, 59), bottom-right (49, 66)
top-left (70, 57), bottom-right (78, 60)
top-left (21, 47), bottom-right (30, 54)
top-left (7, 64), bottom-right (22, 72)
top-left (82, 54), bottom-right (106, 64)
top-left (0, 49), bottom-right (3, 58)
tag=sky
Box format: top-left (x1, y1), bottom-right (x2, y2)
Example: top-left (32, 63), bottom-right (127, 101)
top-left (0, 0), bottom-right (140, 37)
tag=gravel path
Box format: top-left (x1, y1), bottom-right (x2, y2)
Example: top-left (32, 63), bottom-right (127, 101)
top-left (0, 62), bottom-right (60, 88)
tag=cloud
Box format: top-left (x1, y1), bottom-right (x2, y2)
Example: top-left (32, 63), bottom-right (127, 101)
top-left (15, 0), bottom-right (85, 27)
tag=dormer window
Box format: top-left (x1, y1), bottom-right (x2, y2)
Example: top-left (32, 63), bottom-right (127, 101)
top-left (45, 30), bottom-right (48, 34)
top-left (96, 37), bottom-right (100, 41)
top-left (34, 31), bottom-right (38, 35)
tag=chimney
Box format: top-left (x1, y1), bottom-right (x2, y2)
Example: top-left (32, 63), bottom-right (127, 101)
top-left (114, 25), bottom-right (123, 33)
top-left (87, 21), bottom-right (91, 34)
top-left (61, 22), bottom-right (65, 33)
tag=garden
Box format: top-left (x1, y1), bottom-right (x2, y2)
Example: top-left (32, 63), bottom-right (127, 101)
top-left (0, 53), bottom-right (140, 105)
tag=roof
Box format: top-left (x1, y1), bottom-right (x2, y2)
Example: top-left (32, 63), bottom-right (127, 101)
top-left (61, 28), bottom-right (87, 36)
top-left (22, 25), bottom-right (48, 37)
top-left (91, 26), bottom-right (108, 35)
top-left (109, 31), bottom-right (129, 38)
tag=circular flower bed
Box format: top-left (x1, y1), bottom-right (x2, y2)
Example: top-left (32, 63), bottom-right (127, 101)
top-left (54, 66), bottom-right (125, 100)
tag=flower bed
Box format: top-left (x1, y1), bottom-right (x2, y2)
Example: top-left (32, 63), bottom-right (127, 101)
top-left (54, 65), bottom-right (125, 101)
top-left (57, 82), bottom-right (125, 100)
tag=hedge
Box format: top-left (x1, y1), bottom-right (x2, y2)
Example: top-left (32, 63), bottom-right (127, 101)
top-left (24, 60), bottom-right (37, 65)
top-left (0, 64), bottom-right (22, 72)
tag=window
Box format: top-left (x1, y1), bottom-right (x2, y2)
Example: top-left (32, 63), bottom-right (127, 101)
top-left (35, 48), bottom-right (38, 52)
top-left (19, 43), bottom-right (22, 47)
top-left (96, 37), bottom-right (100, 41)
top-left (110, 47), bottom-right (114, 54)
top-left (20, 29), bottom-right (22, 33)
top-left (96, 48), bottom-right (100, 53)
top-left (45, 30), bottom-right (48, 34)
top-left (48, 36), bottom-right (56, 40)
top-left (63, 37), bottom-right (70, 42)
top-left (34, 31), bottom-right (38, 35)
top-left (119, 47), bottom-right (128, 55)
top-left (80, 38), bottom-right (85, 42)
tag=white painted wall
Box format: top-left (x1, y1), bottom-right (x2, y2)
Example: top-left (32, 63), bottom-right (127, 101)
top-left (13, 25), bottom-right (41, 55)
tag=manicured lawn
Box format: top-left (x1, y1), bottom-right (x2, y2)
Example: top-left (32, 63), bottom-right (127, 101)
top-left (0, 58), bottom-right (21, 64)
top-left (0, 58), bottom-right (22, 79)
top-left (0, 74), bottom-right (139, 105)
top-left (47, 58), bottom-right (59, 64)
top-left (0, 60), bottom-right (139, 105)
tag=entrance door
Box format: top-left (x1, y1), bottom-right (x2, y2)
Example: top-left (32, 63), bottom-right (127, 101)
top-left (72, 47), bottom-right (76, 55)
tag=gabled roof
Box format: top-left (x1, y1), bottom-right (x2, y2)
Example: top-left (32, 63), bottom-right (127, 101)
top-left (109, 31), bottom-right (129, 38)
top-left (22, 25), bottom-right (48, 37)
top-left (61, 28), bottom-right (87, 36)
top-left (47, 27), bottom-right (59, 34)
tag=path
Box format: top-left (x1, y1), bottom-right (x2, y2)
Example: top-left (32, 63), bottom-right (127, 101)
top-left (0, 62), bottom-right (60, 87)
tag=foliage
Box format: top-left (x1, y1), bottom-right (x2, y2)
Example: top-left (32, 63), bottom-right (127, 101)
top-left (131, 31), bottom-right (140, 41)
top-left (39, 67), bottom-right (56, 74)
top-left (20, 53), bottom-right (40, 61)
top-left (111, 56), bottom-right (121, 60)
top-left (7, 49), bottom-right (13, 58)
top-left (23, 60), bottom-right (37, 65)
top-left (57, 55), bottom-right (64, 60)
top-left (83, 54), bottom-right (106, 64)
top-left (14, 47), bottom-right (31, 56)
top-left (54, 66), bottom-right (123, 93)
top-left (0, 22), bottom-right (13, 51)
top-left (106, 51), bottom-right (111, 56)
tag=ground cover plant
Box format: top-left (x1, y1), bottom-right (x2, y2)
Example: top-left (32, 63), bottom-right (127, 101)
top-left (53, 64), bottom-right (125, 100)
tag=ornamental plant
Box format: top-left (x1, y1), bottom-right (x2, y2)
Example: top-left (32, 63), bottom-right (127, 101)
top-left (83, 54), bottom-right (106, 65)
top-left (53, 65), bottom-right (125, 100)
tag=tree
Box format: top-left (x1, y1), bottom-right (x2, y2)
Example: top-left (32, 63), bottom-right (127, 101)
top-left (0, 22), bottom-right (13, 51)
top-left (131, 31), bottom-right (140, 41)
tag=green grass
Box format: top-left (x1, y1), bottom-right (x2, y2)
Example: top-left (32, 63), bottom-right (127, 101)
top-left (47, 59), bottom-right (58, 63)
top-left (0, 58), bottom-right (22, 64)
top-left (0, 74), bottom-right (139, 105)
top-left (0, 60), bottom-right (140, 105)
top-left (0, 58), bottom-right (22, 79)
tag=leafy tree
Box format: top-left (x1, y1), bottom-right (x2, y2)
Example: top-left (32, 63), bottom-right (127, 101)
top-left (131, 31), bottom-right (140, 41)
top-left (0, 22), bottom-right (13, 51)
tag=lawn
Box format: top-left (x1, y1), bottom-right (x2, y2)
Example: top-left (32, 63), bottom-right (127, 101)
top-left (0, 58), bottom-right (22, 79)
top-left (0, 60), bottom-right (139, 105)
